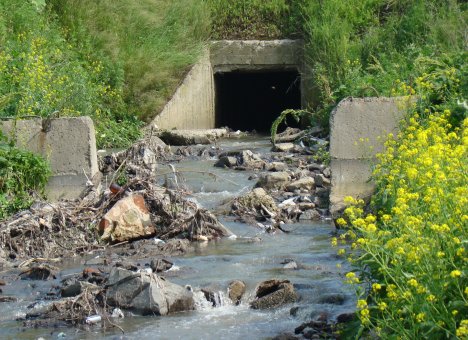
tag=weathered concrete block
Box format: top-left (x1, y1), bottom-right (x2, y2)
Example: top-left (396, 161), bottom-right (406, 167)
top-left (330, 97), bottom-right (411, 160)
top-left (329, 97), bottom-right (412, 215)
top-left (0, 116), bottom-right (98, 200)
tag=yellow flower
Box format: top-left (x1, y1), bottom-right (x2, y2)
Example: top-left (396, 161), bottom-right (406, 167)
top-left (457, 320), bottom-right (468, 338)
top-left (426, 294), bottom-right (436, 302)
top-left (378, 302), bottom-right (387, 311)
top-left (357, 299), bottom-right (367, 309)
top-left (416, 313), bottom-right (425, 323)
top-left (336, 218), bottom-right (347, 226)
top-left (372, 283), bottom-right (382, 292)
top-left (450, 270), bottom-right (462, 278)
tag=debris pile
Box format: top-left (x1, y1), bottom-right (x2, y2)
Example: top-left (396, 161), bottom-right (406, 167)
top-left (0, 136), bottom-right (232, 263)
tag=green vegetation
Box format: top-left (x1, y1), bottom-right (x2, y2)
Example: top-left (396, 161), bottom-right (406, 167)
top-left (0, 132), bottom-right (50, 219)
top-left (0, 0), bottom-right (143, 149)
top-left (301, 0), bottom-right (467, 128)
top-left (209, 0), bottom-right (303, 39)
top-left (50, 0), bottom-right (211, 122)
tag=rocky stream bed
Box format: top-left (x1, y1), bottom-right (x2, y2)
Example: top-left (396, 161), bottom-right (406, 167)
top-left (0, 129), bottom-right (356, 339)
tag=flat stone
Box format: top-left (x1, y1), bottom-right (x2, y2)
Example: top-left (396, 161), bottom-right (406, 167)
top-left (298, 202), bottom-right (315, 211)
top-left (299, 210), bottom-right (321, 221)
top-left (240, 150), bottom-right (265, 169)
top-left (158, 129), bottom-right (227, 145)
top-left (267, 162), bottom-right (289, 171)
top-left (286, 177), bottom-right (315, 191)
top-left (273, 143), bottom-right (295, 152)
top-left (256, 172), bottom-right (290, 190)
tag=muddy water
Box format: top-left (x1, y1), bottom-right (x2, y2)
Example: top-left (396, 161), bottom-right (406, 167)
top-left (0, 137), bottom-right (355, 340)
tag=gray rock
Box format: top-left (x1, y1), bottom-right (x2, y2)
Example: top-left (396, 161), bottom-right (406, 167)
top-left (106, 268), bottom-right (194, 315)
top-left (299, 210), bottom-right (321, 221)
top-left (240, 150), bottom-right (264, 169)
top-left (308, 163), bottom-right (325, 171)
top-left (322, 167), bottom-right (331, 178)
top-left (250, 279), bottom-right (298, 309)
top-left (286, 177), bottom-right (315, 191)
top-left (215, 156), bottom-right (238, 168)
top-left (267, 162), bottom-right (289, 172)
top-left (150, 258), bottom-right (173, 273)
top-left (61, 280), bottom-right (100, 298)
top-left (228, 280), bottom-right (246, 305)
top-left (256, 172), bottom-right (290, 190)
top-left (317, 293), bottom-right (346, 305)
top-left (314, 174), bottom-right (331, 187)
top-left (315, 187), bottom-right (330, 199)
top-left (298, 202), bottom-right (316, 211)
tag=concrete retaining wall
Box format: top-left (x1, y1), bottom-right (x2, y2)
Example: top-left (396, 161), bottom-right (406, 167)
top-left (329, 97), bottom-right (412, 215)
top-left (1, 117), bottom-right (98, 200)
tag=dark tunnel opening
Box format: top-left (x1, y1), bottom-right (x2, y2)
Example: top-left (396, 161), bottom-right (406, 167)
top-left (215, 69), bottom-right (301, 133)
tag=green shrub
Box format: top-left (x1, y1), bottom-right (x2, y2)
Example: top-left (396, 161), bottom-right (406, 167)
top-left (0, 132), bottom-right (50, 219)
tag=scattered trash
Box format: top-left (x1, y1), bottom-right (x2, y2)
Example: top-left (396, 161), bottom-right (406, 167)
top-left (111, 308), bottom-right (124, 318)
top-left (85, 315), bottom-right (102, 325)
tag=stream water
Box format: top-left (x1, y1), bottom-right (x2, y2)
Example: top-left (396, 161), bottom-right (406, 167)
top-left (0, 137), bottom-right (355, 340)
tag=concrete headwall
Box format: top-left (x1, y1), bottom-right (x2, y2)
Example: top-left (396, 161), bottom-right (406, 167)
top-left (1, 117), bottom-right (99, 200)
top-left (329, 97), bottom-right (412, 215)
top-left (151, 50), bottom-right (215, 130)
top-left (210, 40), bottom-right (303, 72)
top-left (150, 40), bottom-right (307, 131)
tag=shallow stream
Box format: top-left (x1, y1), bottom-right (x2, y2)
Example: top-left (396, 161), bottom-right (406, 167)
top-left (0, 137), bottom-right (355, 340)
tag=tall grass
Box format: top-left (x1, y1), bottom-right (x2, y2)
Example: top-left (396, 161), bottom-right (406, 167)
top-left (208, 0), bottom-right (303, 39)
top-left (301, 0), bottom-right (467, 127)
top-left (50, 0), bottom-right (211, 121)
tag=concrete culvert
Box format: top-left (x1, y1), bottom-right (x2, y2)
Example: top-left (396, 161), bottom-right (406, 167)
top-left (214, 69), bottom-right (301, 133)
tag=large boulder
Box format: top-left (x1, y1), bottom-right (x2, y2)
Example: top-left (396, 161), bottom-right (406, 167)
top-left (99, 194), bottom-right (155, 243)
top-left (256, 172), bottom-right (290, 190)
top-left (106, 268), bottom-right (194, 315)
top-left (250, 279), bottom-right (298, 309)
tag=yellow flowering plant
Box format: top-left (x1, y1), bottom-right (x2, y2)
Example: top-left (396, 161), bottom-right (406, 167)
top-left (334, 58), bottom-right (467, 338)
